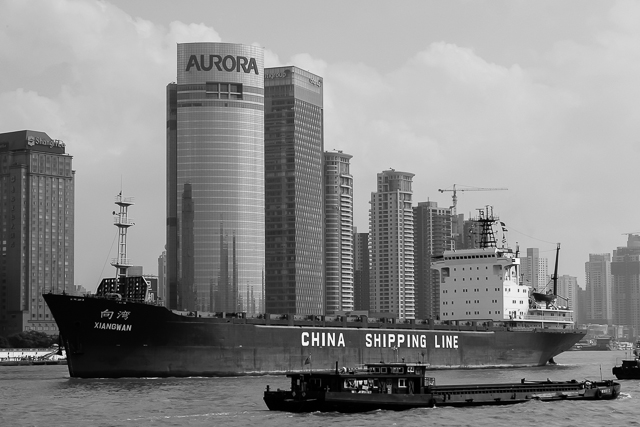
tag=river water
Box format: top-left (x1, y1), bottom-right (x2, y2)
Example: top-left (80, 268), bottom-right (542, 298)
top-left (0, 351), bottom-right (638, 427)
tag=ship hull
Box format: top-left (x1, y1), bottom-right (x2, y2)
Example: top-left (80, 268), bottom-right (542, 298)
top-left (44, 293), bottom-right (585, 378)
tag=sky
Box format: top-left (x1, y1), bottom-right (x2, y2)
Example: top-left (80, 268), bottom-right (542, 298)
top-left (1, 0), bottom-right (639, 291)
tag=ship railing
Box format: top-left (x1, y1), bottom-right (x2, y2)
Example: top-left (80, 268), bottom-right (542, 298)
top-left (87, 292), bottom-right (149, 304)
top-left (169, 310), bottom-right (249, 319)
top-left (521, 313), bottom-right (574, 322)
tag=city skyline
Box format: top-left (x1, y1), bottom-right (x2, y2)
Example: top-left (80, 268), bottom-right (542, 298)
top-left (1, 0), bottom-right (639, 290)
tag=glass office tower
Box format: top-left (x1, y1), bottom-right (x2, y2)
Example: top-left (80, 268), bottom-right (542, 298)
top-left (264, 66), bottom-right (324, 315)
top-left (166, 43), bottom-right (265, 314)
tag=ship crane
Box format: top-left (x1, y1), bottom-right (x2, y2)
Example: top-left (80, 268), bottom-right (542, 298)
top-left (438, 184), bottom-right (508, 216)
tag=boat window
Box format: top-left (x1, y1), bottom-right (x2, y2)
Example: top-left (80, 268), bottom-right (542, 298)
top-left (344, 379), bottom-right (356, 389)
top-left (309, 378), bottom-right (322, 389)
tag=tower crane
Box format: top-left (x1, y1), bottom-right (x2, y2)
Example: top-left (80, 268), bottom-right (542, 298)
top-left (438, 184), bottom-right (508, 216)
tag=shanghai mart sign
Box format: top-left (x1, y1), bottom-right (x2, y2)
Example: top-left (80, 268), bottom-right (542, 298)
top-left (185, 54), bottom-right (259, 74)
top-left (27, 136), bottom-right (65, 148)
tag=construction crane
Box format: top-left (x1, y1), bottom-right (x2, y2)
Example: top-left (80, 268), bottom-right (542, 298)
top-left (438, 184), bottom-right (508, 216)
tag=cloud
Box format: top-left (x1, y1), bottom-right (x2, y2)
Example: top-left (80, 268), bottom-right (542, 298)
top-left (0, 0), bottom-right (189, 287)
top-left (322, 42), bottom-right (572, 212)
top-left (315, 10), bottom-right (640, 282)
top-left (2, 0), bottom-right (640, 289)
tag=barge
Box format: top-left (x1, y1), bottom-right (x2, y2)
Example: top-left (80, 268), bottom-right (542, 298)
top-left (264, 361), bottom-right (621, 412)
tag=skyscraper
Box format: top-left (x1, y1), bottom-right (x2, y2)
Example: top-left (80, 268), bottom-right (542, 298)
top-left (369, 169), bottom-right (415, 319)
top-left (324, 150), bottom-right (353, 314)
top-left (556, 275), bottom-right (578, 311)
top-left (166, 42), bottom-right (265, 314)
top-left (413, 201), bottom-right (453, 319)
top-left (264, 66), bottom-right (324, 315)
top-left (0, 130), bottom-right (74, 336)
top-left (521, 248), bottom-right (549, 292)
top-left (585, 253), bottom-right (612, 324)
top-left (612, 235), bottom-right (640, 337)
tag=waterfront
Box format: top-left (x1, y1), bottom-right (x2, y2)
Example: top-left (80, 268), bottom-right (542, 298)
top-left (0, 351), bottom-right (637, 427)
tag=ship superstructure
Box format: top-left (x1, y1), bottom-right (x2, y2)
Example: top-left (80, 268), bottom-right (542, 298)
top-left (94, 194), bottom-right (150, 303)
top-left (432, 208), bottom-right (574, 328)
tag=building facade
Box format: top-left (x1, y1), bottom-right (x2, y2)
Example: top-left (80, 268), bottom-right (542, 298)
top-left (556, 275), bottom-right (578, 310)
top-left (157, 250), bottom-right (166, 306)
top-left (611, 235), bottom-right (640, 338)
top-left (413, 201), bottom-right (453, 320)
top-left (585, 253), bottom-right (612, 324)
top-left (324, 150), bottom-right (353, 314)
top-left (369, 170), bottom-right (415, 319)
top-left (521, 248), bottom-right (549, 292)
top-left (166, 42), bottom-right (265, 314)
top-left (0, 130), bottom-right (74, 336)
top-left (353, 230), bottom-right (370, 312)
top-left (264, 66), bottom-right (324, 315)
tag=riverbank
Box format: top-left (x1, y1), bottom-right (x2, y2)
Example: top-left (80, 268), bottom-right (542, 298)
top-left (0, 359), bottom-right (67, 366)
top-left (0, 347), bottom-right (66, 366)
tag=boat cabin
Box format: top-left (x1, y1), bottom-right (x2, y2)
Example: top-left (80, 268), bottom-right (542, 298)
top-left (287, 362), bottom-right (435, 396)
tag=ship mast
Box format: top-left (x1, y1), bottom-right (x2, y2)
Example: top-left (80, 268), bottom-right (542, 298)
top-left (474, 206), bottom-right (498, 249)
top-left (552, 243), bottom-right (560, 296)
top-left (111, 192), bottom-right (135, 280)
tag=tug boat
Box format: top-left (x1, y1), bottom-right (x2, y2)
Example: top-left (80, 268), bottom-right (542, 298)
top-left (264, 361), bottom-right (621, 413)
top-left (612, 342), bottom-right (640, 379)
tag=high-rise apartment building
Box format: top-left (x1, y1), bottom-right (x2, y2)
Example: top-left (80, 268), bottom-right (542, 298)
top-left (369, 170), bottom-right (415, 319)
top-left (453, 214), bottom-right (474, 250)
top-left (576, 286), bottom-right (587, 325)
top-left (413, 201), bottom-right (453, 319)
top-left (264, 66), bottom-right (324, 315)
top-left (166, 42), bottom-right (265, 314)
top-left (612, 235), bottom-right (640, 337)
top-left (324, 150), bottom-right (353, 314)
top-left (0, 130), bottom-right (74, 336)
top-left (353, 229), bottom-right (370, 312)
top-left (585, 253), bottom-right (612, 324)
top-left (521, 248), bottom-right (548, 292)
top-left (556, 275), bottom-right (578, 310)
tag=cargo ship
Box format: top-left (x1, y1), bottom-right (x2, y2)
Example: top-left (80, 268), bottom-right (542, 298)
top-left (43, 197), bottom-right (585, 378)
